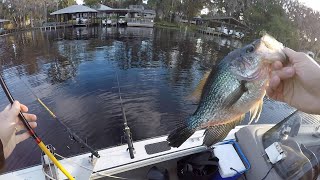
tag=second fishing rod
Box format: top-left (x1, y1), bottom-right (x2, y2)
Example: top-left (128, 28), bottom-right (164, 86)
top-left (19, 77), bottom-right (100, 158)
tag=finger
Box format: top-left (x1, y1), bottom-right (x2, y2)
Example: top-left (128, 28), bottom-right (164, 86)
top-left (273, 67), bottom-right (295, 80)
top-left (272, 61), bottom-right (283, 70)
top-left (283, 47), bottom-right (299, 63)
top-left (10, 100), bottom-right (21, 115)
top-left (15, 132), bottom-right (31, 144)
top-left (16, 121), bottom-right (37, 132)
top-left (20, 104), bottom-right (28, 113)
top-left (266, 86), bottom-right (274, 97)
top-left (269, 75), bottom-right (281, 91)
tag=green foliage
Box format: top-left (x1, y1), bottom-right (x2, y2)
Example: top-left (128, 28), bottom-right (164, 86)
top-left (244, 1), bottom-right (299, 49)
top-left (155, 21), bottom-right (198, 32)
top-left (83, 0), bottom-right (100, 7)
top-left (147, 0), bottom-right (157, 9)
top-left (59, 0), bottom-right (76, 8)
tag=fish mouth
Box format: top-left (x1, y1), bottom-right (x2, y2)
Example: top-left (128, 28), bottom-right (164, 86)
top-left (256, 34), bottom-right (287, 63)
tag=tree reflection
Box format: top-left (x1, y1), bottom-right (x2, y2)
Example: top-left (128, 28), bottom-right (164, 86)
top-left (0, 27), bottom-right (237, 87)
top-left (47, 57), bottom-right (78, 84)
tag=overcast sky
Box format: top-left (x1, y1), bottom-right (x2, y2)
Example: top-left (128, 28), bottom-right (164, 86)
top-left (298, 0), bottom-right (320, 11)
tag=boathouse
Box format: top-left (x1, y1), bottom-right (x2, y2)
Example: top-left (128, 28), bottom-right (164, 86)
top-left (96, 4), bottom-right (155, 28)
top-left (50, 5), bottom-right (98, 26)
top-left (96, 4), bottom-right (129, 17)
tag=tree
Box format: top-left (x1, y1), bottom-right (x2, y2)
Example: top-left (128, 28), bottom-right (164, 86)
top-left (242, 0), bottom-right (299, 48)
top-left (180, 0), bottom-right (205, 23)
top-left (59, 0), bottom-right (76, 8)
top-left (83, 0), bottom-right (100, 7)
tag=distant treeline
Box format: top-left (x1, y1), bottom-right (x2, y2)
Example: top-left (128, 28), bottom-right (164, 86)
top-left (146, 0), bottom-right (320, 55)
top-left (0, 0), bottom-right (319, 55)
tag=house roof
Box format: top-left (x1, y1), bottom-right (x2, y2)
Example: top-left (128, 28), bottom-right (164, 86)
top-left (96, 4), bottom-right (113, 11)
top-left (143, 10), bottom-right (156, 15)
top-left (50, 5), bottom-right (97, 15)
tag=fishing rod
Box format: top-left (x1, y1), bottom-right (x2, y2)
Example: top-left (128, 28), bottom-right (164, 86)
top-left (0, 74), bottom-right (74, 180)
top-left (17, 76), bottom-right (100, 158)
top-left (116, 73), bottom-right (135, 159)
top-left (15, 76), bottom-right (100, 158)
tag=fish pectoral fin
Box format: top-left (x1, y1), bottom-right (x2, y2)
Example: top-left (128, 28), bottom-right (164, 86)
top-left (203, 114), bottom-right (245, 147)
top-left (222, 80), bottom-right (248, 108)
top-left (187, 71), bottom-right (211, 104)
top-left (248, 99), bottom-right (264, 124)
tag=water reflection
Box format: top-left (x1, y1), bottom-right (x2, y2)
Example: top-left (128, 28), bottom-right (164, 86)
top-left (0, 27), bottom-right (237, 172)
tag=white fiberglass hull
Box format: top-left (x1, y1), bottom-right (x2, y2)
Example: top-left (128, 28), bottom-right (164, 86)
top-left (0, 127), bottom-right (242, 180)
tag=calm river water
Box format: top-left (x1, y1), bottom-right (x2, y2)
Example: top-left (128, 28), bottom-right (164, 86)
top-left (0, 27), bottom-right (316, 172)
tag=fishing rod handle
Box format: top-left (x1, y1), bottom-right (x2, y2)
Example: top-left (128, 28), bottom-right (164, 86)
top-left (0, 74), bottom-right (39, 139)
top-left (0, 75), bottom-right (74, 179)
top-left (127, 140), bottom-right (135, 159)
top-left (124, 127), bottom-right (134, 159)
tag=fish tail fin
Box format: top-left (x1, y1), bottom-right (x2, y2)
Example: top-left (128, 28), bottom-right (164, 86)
top-left (203, 114), bottom-right (245, 147)
top-left (167, 118), bottom-right (196, 147)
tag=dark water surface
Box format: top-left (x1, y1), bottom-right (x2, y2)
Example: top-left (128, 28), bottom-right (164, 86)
top-left (0, 27), bottom-right (238, 172)
top-left (0, 27), bottom-right (319, 172)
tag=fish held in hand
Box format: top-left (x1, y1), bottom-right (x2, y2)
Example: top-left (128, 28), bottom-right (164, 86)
top-left (167, 34), bottom-right (287, 147)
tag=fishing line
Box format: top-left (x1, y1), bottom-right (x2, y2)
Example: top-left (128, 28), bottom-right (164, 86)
top-left (115, 71), bottom-right (135, 159)
top-left (15, 72), bottom-right (100, 158)
top-left (261, 166), bottom-right (274, 180)
top-left (0, 74), bottom-right (74, 180)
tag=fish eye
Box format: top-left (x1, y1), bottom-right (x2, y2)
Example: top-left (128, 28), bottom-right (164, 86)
top-left (246, 45), bottom-right (255, 53)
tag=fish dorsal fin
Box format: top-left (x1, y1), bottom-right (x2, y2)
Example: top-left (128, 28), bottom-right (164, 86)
top-left (203, 114), bottom-right (246, 147)
top-left (248, 98), bottom-right (264, 125)
top-left (222, 80), bottom-right (248, 108)
top-left (187, 71), bottom-right (211, 104)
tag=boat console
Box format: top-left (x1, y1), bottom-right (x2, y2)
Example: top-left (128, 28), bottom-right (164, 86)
top-left (236, 112), bottom-right (320, 180)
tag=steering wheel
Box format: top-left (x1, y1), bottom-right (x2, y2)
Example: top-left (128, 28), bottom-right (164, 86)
top-left (300, 144), bottom-right (319, 180)
top-left (275, 139), bottom-right (314, 180)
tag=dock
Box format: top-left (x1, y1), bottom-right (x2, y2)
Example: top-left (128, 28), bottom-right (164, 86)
top-left (38, 22), bottom-right (74, 31)
top-left (197, 16), bottom-right (250, 39)
top-left (127, 19), bottom-right (154, 28)
top-left (198, 27), bottom-right (222, 36)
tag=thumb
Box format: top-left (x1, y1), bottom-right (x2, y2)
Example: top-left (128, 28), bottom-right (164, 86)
top-left (283, 47), bottom-right (308, 64)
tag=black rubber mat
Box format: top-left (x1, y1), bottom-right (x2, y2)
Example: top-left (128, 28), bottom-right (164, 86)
top-left (145, 141), bottom-right (171, 155)
top-left (241, 98), bottom-right (320, 125)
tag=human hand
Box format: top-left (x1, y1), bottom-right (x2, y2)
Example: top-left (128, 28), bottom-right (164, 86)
top-left (0, 101), bottom-right (37, 158)
top-left (267, 48), bottom-right (320, 114)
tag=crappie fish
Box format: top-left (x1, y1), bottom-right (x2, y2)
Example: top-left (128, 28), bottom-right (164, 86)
top-left (167, 34), bottom-right (287, 147)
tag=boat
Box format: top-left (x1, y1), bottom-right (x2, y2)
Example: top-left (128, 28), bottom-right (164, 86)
top-left (0, 73), bottom-right (318, 180)
top-left (102, 19), bottom-right (116, 26)
top-left (1, 102), bottom-right (319, 180)
top-left (75, 18), bottom-right (89, 27)
top-left (117, 17), bottom-right (127, 27)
